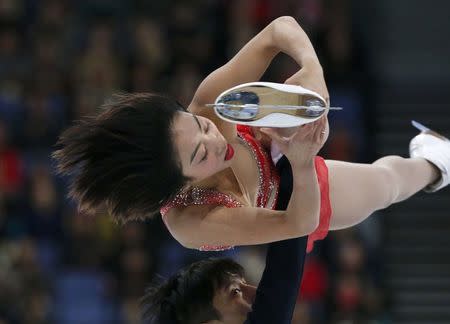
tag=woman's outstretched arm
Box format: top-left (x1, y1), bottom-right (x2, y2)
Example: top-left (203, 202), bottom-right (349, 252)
top-left (188, 16), bottom-right (325, 137)
top-left (165, 161), bottom-right (319, 248)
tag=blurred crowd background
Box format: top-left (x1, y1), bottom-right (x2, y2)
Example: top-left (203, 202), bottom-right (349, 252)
top-left (0, 0), bottom-right (388, 323)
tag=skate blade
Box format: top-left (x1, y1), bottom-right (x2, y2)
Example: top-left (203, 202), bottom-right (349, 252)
top-left (412, 120), bottom-right (449, 141)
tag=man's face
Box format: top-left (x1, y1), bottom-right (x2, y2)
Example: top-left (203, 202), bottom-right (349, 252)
top-left (206, 276), bottom-right (257, 324)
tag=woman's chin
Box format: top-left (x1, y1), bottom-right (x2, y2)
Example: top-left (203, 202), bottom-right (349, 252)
top-left (223, 158), bottom-right (234, 168)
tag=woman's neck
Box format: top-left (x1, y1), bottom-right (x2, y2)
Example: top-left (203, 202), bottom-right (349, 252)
top-left (191, 168), bottom-right (238, 192)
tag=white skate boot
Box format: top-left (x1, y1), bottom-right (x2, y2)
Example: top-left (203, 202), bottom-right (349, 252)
top-left (208, 82), bottom-right (342, 128)
top-left (409, 120), bottom-right (450, 192)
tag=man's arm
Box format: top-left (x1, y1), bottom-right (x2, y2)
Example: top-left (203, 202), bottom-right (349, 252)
top-left (245, 155), bottom-right (308, 324)
top-left (244, 237), bottom-right (307, 324)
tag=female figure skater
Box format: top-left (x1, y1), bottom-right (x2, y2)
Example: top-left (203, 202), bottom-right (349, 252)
top-left (53, 17), bottom-right (449, 252)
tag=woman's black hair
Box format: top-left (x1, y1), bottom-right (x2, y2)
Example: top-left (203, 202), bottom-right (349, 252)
top-left (52, 92), bottom-right (189, 223)
top-left (141, 258), bottom-right (245, 324)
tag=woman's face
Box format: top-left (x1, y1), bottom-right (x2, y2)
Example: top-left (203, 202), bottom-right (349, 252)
top-left (171, 112), bottom-right (234, 183)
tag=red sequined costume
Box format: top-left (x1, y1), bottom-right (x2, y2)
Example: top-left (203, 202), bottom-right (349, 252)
top-left (160, 125), bottom-right (332, 253)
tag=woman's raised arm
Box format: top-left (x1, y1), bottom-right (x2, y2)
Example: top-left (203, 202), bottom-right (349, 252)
top-left (188, 16), bottom-right (324, 137)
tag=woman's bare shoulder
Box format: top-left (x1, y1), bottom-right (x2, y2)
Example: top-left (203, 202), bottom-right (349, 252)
top-left (163, 204), bottom-right (222, 248)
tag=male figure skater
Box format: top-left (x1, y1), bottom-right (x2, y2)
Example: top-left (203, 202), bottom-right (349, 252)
top-left (142, 155), bottom-right (309, 323)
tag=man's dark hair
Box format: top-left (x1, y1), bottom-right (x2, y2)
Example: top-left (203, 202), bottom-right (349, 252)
top-left (141, 258), bottom-right (245, 324)
top-left (52, 92), bottom-right (189, 223)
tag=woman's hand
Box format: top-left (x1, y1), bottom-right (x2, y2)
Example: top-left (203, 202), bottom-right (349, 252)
top-left (284, 61), bottom-right (330, 106)
top-left (260, 115), bottom-right (327, 168)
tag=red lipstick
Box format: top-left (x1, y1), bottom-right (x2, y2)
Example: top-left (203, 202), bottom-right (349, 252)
top-left (224, 144), bottom-right (234, 161)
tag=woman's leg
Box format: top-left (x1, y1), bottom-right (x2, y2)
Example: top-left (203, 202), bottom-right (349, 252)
top-left (326, 156), bottom-right (439, 230)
